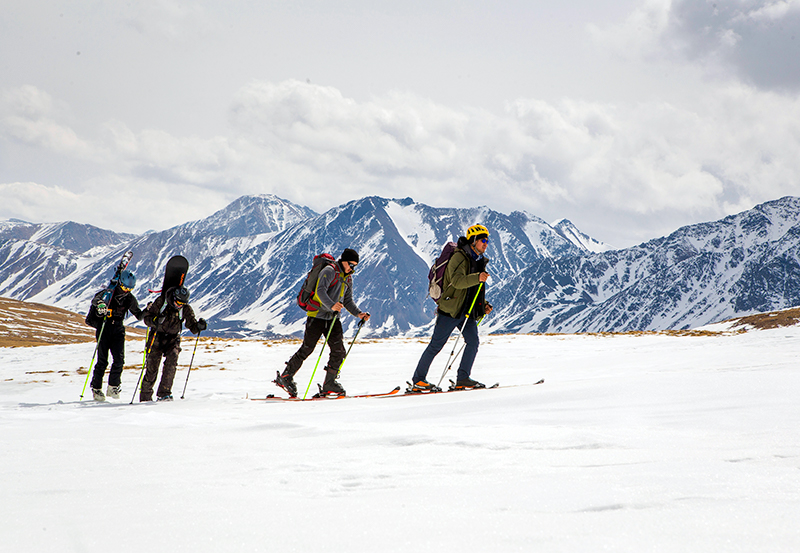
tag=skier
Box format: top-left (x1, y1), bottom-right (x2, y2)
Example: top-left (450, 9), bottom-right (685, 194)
top-left (410, 224), bottom-right (493, 392)
top-left (88, 270), bottom-right (143, 401)
top-left (140, 286), bottom-right (206, 401)
top-left (275, 248), bottom-right (370, 397)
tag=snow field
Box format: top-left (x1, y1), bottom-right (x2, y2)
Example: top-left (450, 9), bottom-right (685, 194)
top-left (1, 329), bottom-right (799, 552)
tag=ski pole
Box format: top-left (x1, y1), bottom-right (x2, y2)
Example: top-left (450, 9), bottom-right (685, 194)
top-left (131, 328), bottom-right (154, 404)
top-left (436, 282), bottom-right (484, 387)
top-left (180, 331), bottom-right (202, 399)
top-left (337, 318), bottom-right (366, 375)
top-left (80, 318), bottom-right (107, 401)
top-left (302, 313), bottom-right (339, 400)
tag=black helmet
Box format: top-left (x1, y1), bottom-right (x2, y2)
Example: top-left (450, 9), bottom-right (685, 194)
top-left (172, 286), bottom-right (190, 305)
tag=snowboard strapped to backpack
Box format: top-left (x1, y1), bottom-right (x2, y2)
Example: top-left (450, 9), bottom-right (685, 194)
top-left (428, 241), bottom-right (458, 303)
top-left (297, 253), bottom-right (338, 311)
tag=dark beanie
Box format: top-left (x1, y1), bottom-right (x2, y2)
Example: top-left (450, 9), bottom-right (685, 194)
top-left (341, 248), bottom-right (359, 263)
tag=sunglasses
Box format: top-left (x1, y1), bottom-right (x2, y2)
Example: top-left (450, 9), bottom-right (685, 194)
top-left (479, 238), bottom-right (489, 244)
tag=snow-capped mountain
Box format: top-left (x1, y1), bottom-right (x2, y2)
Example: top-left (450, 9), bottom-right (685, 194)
top-left (487, 196), bottom-right (800, 333)
top-left (12, 195), bottom-right (588, 337)
top-left (552, 218), bottom-right (613, 253)
top-left (0, 219), bottom-right (136, 254)
top-left (0, 220), bottom-right (135, 299)
top-left (6, 194), bottom-right (799, 337)
top-left (181, 194), bottom-right (318, 237)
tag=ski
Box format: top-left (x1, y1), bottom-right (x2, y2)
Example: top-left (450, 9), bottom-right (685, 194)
top-left (403, 379), bottom-right (545, 396)
top-left (98, 250), bottom-right (134, 303)
top-left (250, 386), bottom-right (402, 402)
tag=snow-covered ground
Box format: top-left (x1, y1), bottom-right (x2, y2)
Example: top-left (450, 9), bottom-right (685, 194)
top-left (1, 329), bottom-right (799, 552)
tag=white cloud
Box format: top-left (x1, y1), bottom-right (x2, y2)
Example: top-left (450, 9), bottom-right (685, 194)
top-left (3, 79), bottom-right (800, 246)
top-left (592, 0), bottom-right (800, 92)
top-left (0, 182), bottom-right (86, 223)
top-left (0, 86), bottom-right (95, 159)
top-left (587, 0), bottom-right (674, 59)
top-left (101, 122), bottom-right (241, 188)
top-left (119, 0), bottom-right (216, 40)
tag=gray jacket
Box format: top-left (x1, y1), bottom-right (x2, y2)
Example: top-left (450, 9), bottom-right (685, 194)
top-left (310, 263), bottom-right (363, 320)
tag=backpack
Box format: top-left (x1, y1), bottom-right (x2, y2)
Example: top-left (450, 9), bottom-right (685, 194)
top-left (85, 303), bottom-right (103, 329)
top-left (84, 287), bottom-right (114, 329)
top-left (427, 242), bottom-right (457, 303)
top-left (297, 253), bottom-right (338, 311)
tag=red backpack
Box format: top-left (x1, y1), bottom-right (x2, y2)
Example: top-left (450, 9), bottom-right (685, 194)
top-left (428, 242), bottom-right (457, 303)
top-left (297, 253), bottom-right (338, 311)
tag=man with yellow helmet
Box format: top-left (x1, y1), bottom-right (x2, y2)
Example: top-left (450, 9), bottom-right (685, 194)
top-left (410, 224), bottom-right (493, 392)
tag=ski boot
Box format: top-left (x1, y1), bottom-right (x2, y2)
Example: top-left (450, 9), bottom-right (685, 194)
top-left (92, 388), bottom-right (106, 402)
top-left (106, 385), bottom-right (122, 400)
top-left (451, 377), bottom-right (486, 390)
top-left (406, 380), bottom-right (442, 394)
top-left (320, 368), bottom-right (346, 397)
top-left (157, 394), bottom-right (173, 402)
top-left (273, 370), bottom-right (298, 398)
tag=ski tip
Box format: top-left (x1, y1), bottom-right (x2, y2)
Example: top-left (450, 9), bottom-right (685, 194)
top-left (534, 378), bottom-right (545, 385)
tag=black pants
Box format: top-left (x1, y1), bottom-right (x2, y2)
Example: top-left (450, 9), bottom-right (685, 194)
top-left (91, 322), bottom-right (126, 389)
top-left (285, 317), bottom-right (346, 376)
top-left (141, 333), bottom-right (181, 401)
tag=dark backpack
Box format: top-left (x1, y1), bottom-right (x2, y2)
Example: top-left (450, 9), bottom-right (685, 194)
top-left (428, 241), bottom-right (457, 303)
top-left (297, 253), bottom-right (338, 311)
top-left (85, 303), bottom-right (103, 329)
top-left (84, 287), bottom-right (114, 329)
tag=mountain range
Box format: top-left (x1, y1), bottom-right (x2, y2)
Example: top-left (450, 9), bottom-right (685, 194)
top-left (1, 194), bottom-right (799, 337)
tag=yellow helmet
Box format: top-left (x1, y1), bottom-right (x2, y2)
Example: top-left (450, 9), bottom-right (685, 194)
top-left (466, 224), bottom-right (489, 241)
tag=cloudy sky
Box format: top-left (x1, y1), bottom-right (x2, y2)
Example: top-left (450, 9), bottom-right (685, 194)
top-left (2, 0), bottom-right (800, 247)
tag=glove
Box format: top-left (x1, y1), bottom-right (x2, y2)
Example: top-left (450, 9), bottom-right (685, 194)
top-left (96, 302), bottom-right (107, 316)
top-left (197, 318), bottom-right (207, 332)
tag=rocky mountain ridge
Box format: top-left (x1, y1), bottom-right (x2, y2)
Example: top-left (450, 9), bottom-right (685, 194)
top-left (2, 194), bottom-right (798, 337)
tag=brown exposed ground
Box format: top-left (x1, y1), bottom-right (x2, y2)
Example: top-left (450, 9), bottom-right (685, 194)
top-left (0, 296), bottom-right (147, 347)
top-left (2, 295), bottom-right (799, 348)
top-left (728, 306), bottom-right (800, 330)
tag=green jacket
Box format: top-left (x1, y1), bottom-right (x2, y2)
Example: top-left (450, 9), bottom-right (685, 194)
top-left (437, 241), bottom-right (484, 318)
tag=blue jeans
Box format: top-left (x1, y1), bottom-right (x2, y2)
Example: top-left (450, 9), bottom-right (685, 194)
top-left (413, 312), bottom-right (479, 383)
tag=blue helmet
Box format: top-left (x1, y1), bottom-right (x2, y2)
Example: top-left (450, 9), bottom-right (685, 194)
top-left (119, 270), bottom-right (136, 291)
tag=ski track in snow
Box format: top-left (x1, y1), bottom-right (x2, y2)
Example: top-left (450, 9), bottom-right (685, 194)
top-left (1, 331), bottom-right (799, 552)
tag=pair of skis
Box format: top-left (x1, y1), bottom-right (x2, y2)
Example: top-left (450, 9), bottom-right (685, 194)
top-left (405, 378), bottom-right (545, 395)
top-left (250, 386), bottom-right (402, 402)
top-left (251, 379), bottom-right (544, 402)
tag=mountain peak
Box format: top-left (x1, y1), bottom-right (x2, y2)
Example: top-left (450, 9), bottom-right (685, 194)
top-left (552, 218), bottom-right (614, 253)
top-left (184, 194), bottom-right (318, 237)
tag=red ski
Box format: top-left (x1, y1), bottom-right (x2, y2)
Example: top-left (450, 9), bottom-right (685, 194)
top-left (249, 386), bottom-right (401, 402)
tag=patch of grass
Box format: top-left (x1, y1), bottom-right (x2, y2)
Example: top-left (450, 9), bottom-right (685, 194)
top-left (0, 296), bottom-right (146, 347)
top-left (730, 307), bottom-right (800, 330)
